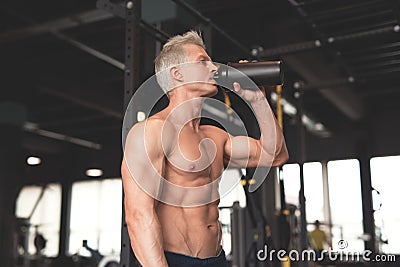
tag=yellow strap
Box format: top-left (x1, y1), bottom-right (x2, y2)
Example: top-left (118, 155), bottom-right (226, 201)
top-left (281, 255), bottom-right (290, 267)
top-left (276, 85), bottom-right (283, 130)
top-left (223, 90), bottom-right (233, 115)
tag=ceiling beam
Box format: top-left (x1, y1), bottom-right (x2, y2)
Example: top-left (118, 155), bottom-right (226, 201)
top-left (285, 0), bottom-right (366, 121)
top-left (23, 121), bottom-right (102, 150)
top-left (0, 4), bottom-right (172, 45)
top-left (39, 86), bottom-right (123, 119)
top-left (53, 31), bottom-right (125, 70)
top-left (283, 54), bottom-right (364, 120)
top-left (0, 9), bottom-right (114, 44)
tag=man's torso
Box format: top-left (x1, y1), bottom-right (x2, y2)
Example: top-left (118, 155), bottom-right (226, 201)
top-left (152, 115), bottom-right (228, 258)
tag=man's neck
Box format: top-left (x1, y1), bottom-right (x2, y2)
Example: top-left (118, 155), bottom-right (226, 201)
top-left (166, 94), bottom-right (204, 131)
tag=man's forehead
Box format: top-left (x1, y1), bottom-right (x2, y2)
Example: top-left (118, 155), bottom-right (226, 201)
top-left (182, 44), bottom-right (210, 60)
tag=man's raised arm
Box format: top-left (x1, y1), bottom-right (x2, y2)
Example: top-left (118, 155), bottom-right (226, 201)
top-left (121, 120), bottom-right (169, 267)
top-left (225, 83), bottom-right (288, 168)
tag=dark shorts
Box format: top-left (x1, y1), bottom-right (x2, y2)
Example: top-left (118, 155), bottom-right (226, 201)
top-left (164, 249), bottom-right (229, 267)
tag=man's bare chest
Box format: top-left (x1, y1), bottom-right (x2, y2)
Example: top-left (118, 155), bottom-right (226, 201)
top-left (165, 127), bottom-right (225, 177)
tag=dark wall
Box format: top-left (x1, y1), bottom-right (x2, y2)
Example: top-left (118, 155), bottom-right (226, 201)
top-left (284, 118), bottom-right (400, 164)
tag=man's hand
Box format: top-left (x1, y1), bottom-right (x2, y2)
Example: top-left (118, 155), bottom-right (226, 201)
top-left (233, 59), bottom-right (267, 102)
top-left (233, 82), bottom-right (266, 103)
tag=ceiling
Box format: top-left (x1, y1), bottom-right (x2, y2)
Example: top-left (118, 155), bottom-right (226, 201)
top-left (1, 0), bottom-right (400, 179)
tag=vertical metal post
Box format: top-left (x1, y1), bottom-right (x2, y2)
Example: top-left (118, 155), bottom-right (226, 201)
top-left (154, 22), bottom-right (162, 56)
top-left (59, 179), bottom-right (73, 257)
top-left (231, 201), bottom-right (246, 267)
top-left (0, 102), bottom-right (25, 267)
top-left (321, 161), bottom-right (332, 238)
top-left (238, 207), bottom-right (246, 267)
top-left (124, 0), bottom-right (142, 108)
top-left (120, 0), bottom-right (141, 266)
top-left (261, 170), bottom-right (278, 245)
top-left (231, 201), bottom-right (240, 267)
top-left (357, 142), bottom-right (376, 253)
top-left (295, 88), bottom-right (309, 267)
top-left (199, 23), bottom-right (213, 56)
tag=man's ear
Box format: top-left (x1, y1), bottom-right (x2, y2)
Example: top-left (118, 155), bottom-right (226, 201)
top-left (170, 66), bottom-right (183, 82)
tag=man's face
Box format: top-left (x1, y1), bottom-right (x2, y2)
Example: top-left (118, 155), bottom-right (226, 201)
top-left (177, 44), bottom-right (219, 96)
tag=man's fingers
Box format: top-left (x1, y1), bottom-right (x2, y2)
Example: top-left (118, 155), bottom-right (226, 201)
top-left (233, 82), bottom-right (241, 92)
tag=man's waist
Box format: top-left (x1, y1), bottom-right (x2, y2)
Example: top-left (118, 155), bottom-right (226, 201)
top-left (163, 245), bottom-right (223, 259)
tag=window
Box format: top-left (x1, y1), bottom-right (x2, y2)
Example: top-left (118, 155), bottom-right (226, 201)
top-left (370, 155), bottom-right (400, 254)
top-left (15, 183), bottom-right (62, 257)
top-left (69, 179), bottom-right (122, 256)
top-left (282, 163), bottom-right (300, 205)
top-left (219, 169), bottom-right (246, 256)
top-left (219, 169), bottom-right (246, 208)
top-left (327, 159), bottom-right (364, 252)
top-left (304, 162), bottom-right (324, 223)
top-left (282, 163), bottom-right (324, 223)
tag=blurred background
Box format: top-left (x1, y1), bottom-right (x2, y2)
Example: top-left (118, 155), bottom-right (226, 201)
top-left (1, 0), bottom-right (400, 266)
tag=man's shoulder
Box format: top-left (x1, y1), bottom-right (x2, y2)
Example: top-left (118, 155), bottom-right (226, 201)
top-left (144, 116), bottom-right (166, 127)
top-left (137, 117), bottom-right (176, 148)
top-left (126, 118), bottom-right (174, 152)
top-left (130, 116), bottom-right (172, 132)
top-left (126, 118), bottom-right (166, 143)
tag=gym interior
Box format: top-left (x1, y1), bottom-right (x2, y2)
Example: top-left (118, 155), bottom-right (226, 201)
top-left (1, 0), bottom-right (400, 266)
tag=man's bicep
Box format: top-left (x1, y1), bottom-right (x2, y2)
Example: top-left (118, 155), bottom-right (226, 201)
top-left (121, 158), bottom-right (156, 211)
top-left (224, 135), bottom-right (260, 167)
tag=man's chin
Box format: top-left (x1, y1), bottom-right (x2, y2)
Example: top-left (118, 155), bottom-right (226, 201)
top-left (207, 85), bottom-right (218, 97)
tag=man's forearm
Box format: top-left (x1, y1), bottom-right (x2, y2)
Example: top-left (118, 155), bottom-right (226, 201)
top-left (250, 99), bottom-right (282, 156)
top-left (127, 213), bottom-right (168, 267)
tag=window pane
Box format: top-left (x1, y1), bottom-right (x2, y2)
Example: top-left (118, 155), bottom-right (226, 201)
top-left (69, 179), bottom-right (122, 256)
top-left (370, 155), bottom-right (400, 254)
top-left (219, 169), bottom-right (246, 208)
top-left (218, 168), bottom-right (246, 256)
top-left (15, 183), bottom-right (62, 257)
top-left (282, 163), bottom-right (300, 205)
top-left (304, 162), bottom-right (324, 223)
top-left (328, 159), bottom-right (364, 252)
top-left (282, 163), bottom-right (324, 223)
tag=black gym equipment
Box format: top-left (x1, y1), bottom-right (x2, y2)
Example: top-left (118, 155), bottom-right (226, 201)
top-left (72, 240), bottom-right (119, 267)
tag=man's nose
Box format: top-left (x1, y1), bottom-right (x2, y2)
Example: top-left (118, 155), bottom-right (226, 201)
top-left (209, 62), bottom-right (218, 73)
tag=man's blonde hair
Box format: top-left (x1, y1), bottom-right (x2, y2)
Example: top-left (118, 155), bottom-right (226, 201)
top-left (155, 30), bottom-right (205, 93)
